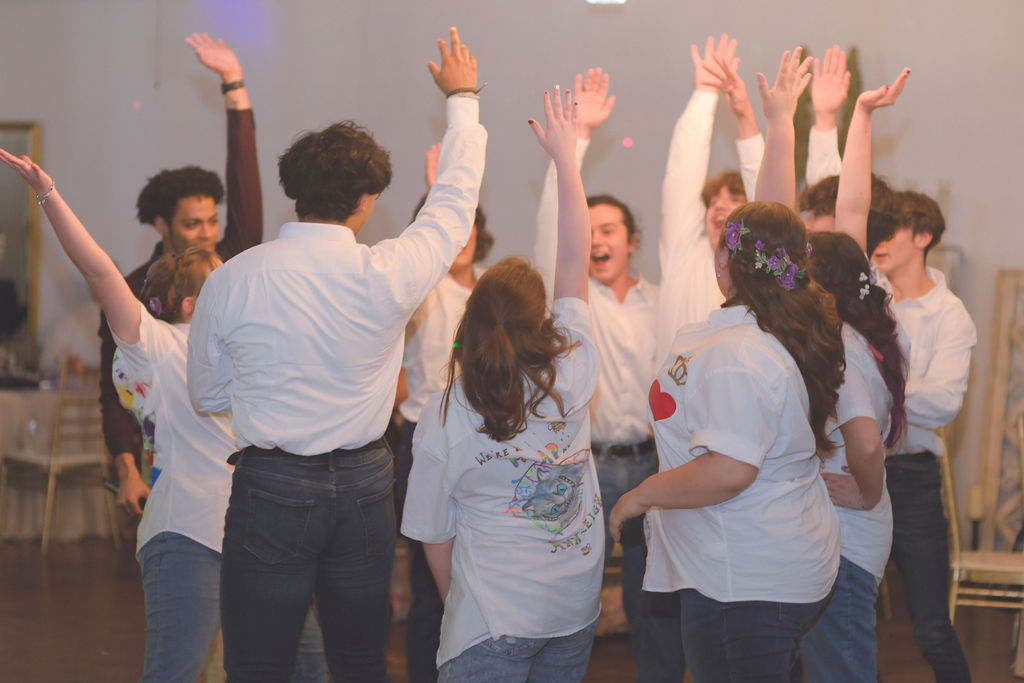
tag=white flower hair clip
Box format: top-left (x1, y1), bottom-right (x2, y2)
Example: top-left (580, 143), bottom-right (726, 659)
top-left (858, 272), bottom-right (870, 300)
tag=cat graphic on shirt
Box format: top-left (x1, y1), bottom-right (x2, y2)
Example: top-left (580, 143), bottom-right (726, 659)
top-left (507, 444), bottom-right (587, 534)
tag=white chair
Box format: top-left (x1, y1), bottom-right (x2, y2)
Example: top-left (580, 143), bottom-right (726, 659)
top-left (0, 357), bottom-right (120, 553)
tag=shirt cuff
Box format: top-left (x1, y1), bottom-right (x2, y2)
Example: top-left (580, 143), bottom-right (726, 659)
top-left (576, 137), bottom-right (590, 166)
top-left (736, 133), bottom-right (765, 164)
top-left (687, 89), bottom-right (719, 117)
top-left (446, 95), bottom-right (480, 128)
top-left (689, 428), bottom-right (763, 469)
top-left (809, 126), bottom-right (839, 157)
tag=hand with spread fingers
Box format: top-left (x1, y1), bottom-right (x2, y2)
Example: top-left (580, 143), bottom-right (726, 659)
top-left (756, 46), bottom-right (813, 124)
top-left (691, 33), bottom-right (737, 93)
top-left (575, 67), bottom-right (616, 141)
top-left (428, 26), bottom-right (478, 96)
top-left (811, 45), bottom-right (851, 130)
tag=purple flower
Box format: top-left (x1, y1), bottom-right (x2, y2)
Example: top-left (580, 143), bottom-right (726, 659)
top-left (767, 255), bottom-right (781, 272)
top-left (148, 297), bottom-right (163, 316)
top-left (777, 247), bottom-right (787, 258)
top-left (755, 239), bottom-right (765, 252)
top-left (724, 222), bottom-right (744, 251)
top-left (777, 262), bottom-right (799, 290)
top-left (805, 242), bottom-right (813, 256)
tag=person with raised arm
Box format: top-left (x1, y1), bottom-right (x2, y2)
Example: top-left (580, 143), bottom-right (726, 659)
top-left (655, 33), bottom-right (765, 360)
top-left (610, 48), bottom-right (845, 682)
top-left (187, 27), bottom-right (486, 680)
top-left (402, 83), bottom-right (601, 682)
top-left (532, 67), bottom-right (685, 682)
top-left (797, 69), bottom-right (912, 683)
top-left (100, 33), bottom-right (263, 518)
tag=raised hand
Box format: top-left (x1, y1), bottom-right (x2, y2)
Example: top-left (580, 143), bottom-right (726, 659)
top-left (711, 47), bottom-right (758, 139)
top-left (811, 45), bottom-right (850, 130)
top-left (0, 148), bottom-right (53, 196)
top-left (574, 68), bottom-right (616, 140)
top-left (424, 142), bottom-right (441, 189)
top-left (691, 33), bottom-right (737, 93)
top-left (528, 86), bottom-right (578, 164)
top-left (856, 68), bottom-right (911, 112)
top-left (185, 33), bottom-right (243, 83)
top-left (756, 46), bottom-right (813, 123)
top-left (428, 27), bottom-right (478, 95)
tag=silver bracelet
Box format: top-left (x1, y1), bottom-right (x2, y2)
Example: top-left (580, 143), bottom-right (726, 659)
top-left (36, 182), bottom-right (55, 206)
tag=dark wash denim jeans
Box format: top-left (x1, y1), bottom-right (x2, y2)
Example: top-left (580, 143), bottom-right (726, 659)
top-left (885, 452), bottom-right (971, 682)
top-left (221, 443), bottom-right (395, 682)
top-left (680, 588), bottom-right (831, 683)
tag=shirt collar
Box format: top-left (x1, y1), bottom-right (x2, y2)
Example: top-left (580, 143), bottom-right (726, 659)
top-left (589, 270), bottom-right (655, 304)
top-left (894, 266), bottom-right (949, 313)
top-left (707, 304), bottom-right (757, 329)
top-left (278, 221), bottom-right (357, 243)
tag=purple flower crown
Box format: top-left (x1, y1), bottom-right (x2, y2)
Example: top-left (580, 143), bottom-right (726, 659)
top-left (724, 220), bottom-right (808, 291)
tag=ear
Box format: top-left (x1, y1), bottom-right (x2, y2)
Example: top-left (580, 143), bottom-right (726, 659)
top-left (153, 215), bottom-right (170, 240)
top-left (356, 193), bottom-right (376, 217)
top-left (913, 231), bottom-right (934, 251)
top-left (628, 233), bottom-right (639, 255)
top-left (179, 295), bottom-right (197, 322)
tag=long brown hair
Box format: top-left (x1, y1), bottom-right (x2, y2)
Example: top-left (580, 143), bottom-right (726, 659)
top-left (721, 202), bottom-right (845, 455)
top-left (141, 246), bottom-right (222, 323)
top-left (441, 257), bottom-right (579, 442)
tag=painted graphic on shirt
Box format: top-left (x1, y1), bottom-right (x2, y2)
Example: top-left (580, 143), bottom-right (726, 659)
top-left (112, 352), bottom-right (161, 486)
top-left (507, 444), bottom-right (589, 535)
top-left (649, 379), bottom-right (677, 422)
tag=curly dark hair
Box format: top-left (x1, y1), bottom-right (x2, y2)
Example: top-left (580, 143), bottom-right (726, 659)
top-left (587, 194), bottom-right (639, 239)
top-left (279, 121), bottom-right (392, 223)
top-left (141, 247), bottom-right (222, 323)
top-left (892, 190), bottom-right (945, 256)
top-left (800, 174), bottom-right (898, 257)
top-left (441, 257), bottom-right (579, 442)
top-left (808, 231), bottom-right (907, 448)
top-left (701, 170), bottom-right (746, 208)
top-left (721, 202), bottom-right (846, 456)
top-left (411, 194), bottom-right (493, 263)
top-left (136, 166), bottom-right (224, 226)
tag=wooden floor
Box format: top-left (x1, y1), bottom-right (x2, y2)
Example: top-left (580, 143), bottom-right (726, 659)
top-left (1, 537), bottom-right (1021, 682)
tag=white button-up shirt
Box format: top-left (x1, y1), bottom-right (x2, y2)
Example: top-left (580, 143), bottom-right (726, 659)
top-left (187, 98), bottom-right (486, 454)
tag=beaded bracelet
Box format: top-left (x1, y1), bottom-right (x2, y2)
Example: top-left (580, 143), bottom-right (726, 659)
top-left (36, 182), bottom-right (55, 206)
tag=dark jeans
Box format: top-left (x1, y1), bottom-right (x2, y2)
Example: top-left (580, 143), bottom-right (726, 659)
top-left (680, 588), bottom-right (831, 683)
top-left (885, 453), bottom-right (971, 682)
top-left (221, 443), bottom-right (395, 682)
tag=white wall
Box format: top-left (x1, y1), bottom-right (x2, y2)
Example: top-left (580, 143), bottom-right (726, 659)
top-left (3, 0), bottom-right (1022, 526)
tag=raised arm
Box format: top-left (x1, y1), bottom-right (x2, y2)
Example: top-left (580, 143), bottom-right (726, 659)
top-left (186, 33), bottom-right (263, 259)
top-left (534, 68), bottom-right (613, 299)
top-left (834, 68), bottom-right (910, 252)
top-left (806, 45), bottom-right (849, 185)
top-left (529, 86), bottom-right (589, 302)
top-left (709, 43), bottom-right (764, 198)
top-left (754, 47), bottom-right (812, 208)
top-left (0, 151), bottom-right (141, 344)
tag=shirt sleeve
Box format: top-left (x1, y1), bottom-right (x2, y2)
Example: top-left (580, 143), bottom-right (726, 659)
top-left (737, 133), bottom-right (764, 203)
top-left (687, 366), bottom-right (783, 470)
top-left (534, 138), bottom-right (590, 307)
top-left (217, 108), bottom-right (263, 261)
top-left (806, 127), bottom-right (842, 187)
top-left (904, 303), bottom-right (977, 429)
top-left (836, 351), bottom-right (877, 427)
top-left (402, 395), bottom-right (457, 543)
top-left (551, 297), bottom-right (600, 414)
top-left (187, 269), bottom-right (235, 415)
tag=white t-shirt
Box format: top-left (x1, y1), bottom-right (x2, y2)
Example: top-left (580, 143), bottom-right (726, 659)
top-left (644, 305), bottom-right (840, 603)
top-left (399, 268), bottom-right (480, 424)
top-left (823, 325), bottom-right (894, 581)
top-left (112, 302), bottom-right (236, 556)
top-left (402, 298), bottom-right (604, 666)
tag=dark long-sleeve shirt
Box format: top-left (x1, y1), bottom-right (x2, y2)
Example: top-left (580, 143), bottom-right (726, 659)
top-left (99, 108), bottom-right (263, 465)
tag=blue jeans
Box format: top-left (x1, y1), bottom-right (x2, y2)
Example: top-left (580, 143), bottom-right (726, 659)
top-left (139, 531), bottom-right (222, 683)
top-left (680, 588), bottom-right (831, 683)
top-left (885, 453), bottom-right (971, 682)
top-left (397, 420), bottom-right (444, 683)
top-left (438, 619), bottom-right (598, 683)
top-left (593, 445), bottom-right (685, 683)
top-left (221, 443), bottom-right (395, 682)
top-left (800, 556), bottom-right (879, 683)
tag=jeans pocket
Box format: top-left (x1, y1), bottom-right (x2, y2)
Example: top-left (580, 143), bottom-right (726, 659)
top-left (243, 488), bottom-right (314, 564)
top-left (480, 635), bottom-right (541, 658)
top-left (357, 481), bottom-right (395, 556)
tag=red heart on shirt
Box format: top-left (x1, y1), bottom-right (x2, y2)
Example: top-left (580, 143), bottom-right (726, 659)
top-left (649, 379), bottom-right (677, 422)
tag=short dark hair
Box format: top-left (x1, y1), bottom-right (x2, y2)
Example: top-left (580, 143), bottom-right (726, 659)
top-left (136, 166), bottom-right (224, 226)
top-left (279, 121), bottom-right (392, 223)
top-left (894, 190), bottom-right (945, 255)
top-left (701, 171), bottom-right (746, 208)
top-left (586, 194), bottom-right (638, 239)
top-left (411, 194), bottom-right (493, 263)
top-left (801, 174), bottom-right (898, 256)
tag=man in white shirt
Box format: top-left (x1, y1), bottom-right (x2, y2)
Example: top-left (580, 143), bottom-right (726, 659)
top-left (187, 28), bottom-right (486, 680)
top-left (873, 191), bottom-right (975, 681)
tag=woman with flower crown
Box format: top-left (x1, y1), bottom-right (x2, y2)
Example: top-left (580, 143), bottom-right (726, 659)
top-left (610, 47), bottom-right (846, 682)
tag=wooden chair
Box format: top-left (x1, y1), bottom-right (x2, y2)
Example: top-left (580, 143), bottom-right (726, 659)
top-left (0, 357), bottom-right (120, 553)
top-left (942, 415), bottom-right (1024, 611)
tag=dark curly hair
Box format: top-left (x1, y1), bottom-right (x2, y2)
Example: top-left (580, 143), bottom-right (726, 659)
top-left (441, 257), bottom-right (579, 442)
top-left (141, 246), bottom-right (222, 323)
top-left (892, 190), bottom-right (945, 256)
top-left (721, 202), bottom-right (846, 456)
top-left (800, 174), bottom-right (898, 257)
top-left (136, 166), bottom-right (224, 226)
top-left (808, 231), bottom-right (907, 448)
top-left (411, 194), bottom-right (493, 263)
top-left (702, 170), bottom-right (746, 208)
top-left (279, 121), bottom-right (392, 223)
top-left (587, 194), bottom-right (639, 239)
